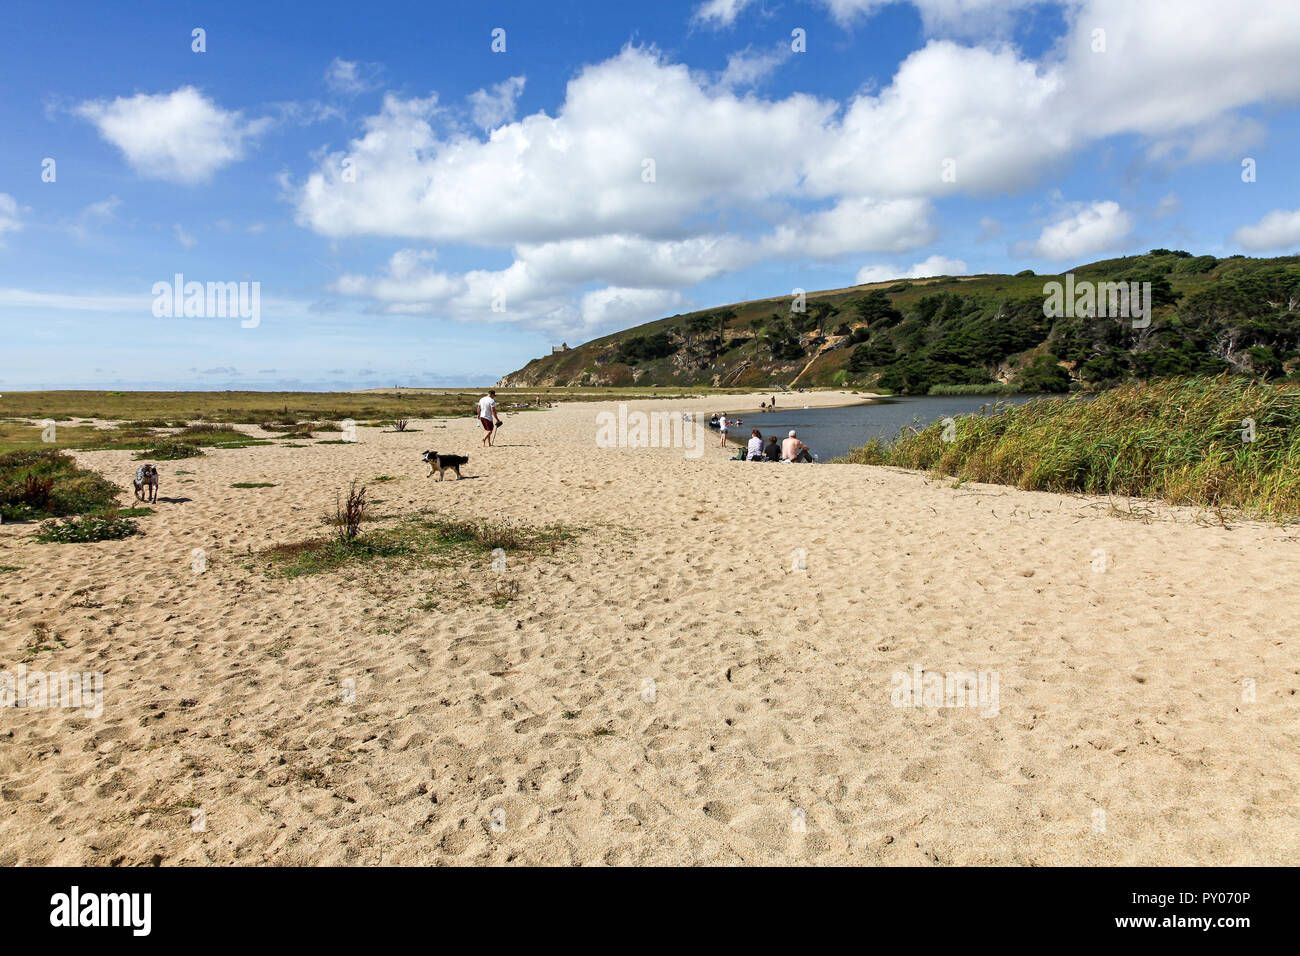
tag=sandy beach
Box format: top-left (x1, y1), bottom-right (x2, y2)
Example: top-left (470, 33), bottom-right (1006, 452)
top-left (1, 390), bottom-right (1296, 866)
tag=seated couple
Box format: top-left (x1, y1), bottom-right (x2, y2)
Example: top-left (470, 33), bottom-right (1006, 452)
top-left (738, 429), bottom-right (814, 462)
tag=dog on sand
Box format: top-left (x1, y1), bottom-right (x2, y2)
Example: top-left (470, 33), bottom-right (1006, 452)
top-left (133, 463), bottom-right (160, 503)
top-left (421, 450), bottom-right (469, 481)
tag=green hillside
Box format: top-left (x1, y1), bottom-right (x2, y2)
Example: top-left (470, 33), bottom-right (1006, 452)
top-left (498, 251), bottom-right (1300, 394)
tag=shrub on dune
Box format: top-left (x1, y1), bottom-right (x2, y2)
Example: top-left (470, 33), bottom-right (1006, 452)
top-left (47, 473), bottom-right (122, 515)
top-left (37, 513), bottom-right (141, 543)
top-left (0, 449), bottom-right (122, 519)
top-left (135, 441), bottom-right (204, 460)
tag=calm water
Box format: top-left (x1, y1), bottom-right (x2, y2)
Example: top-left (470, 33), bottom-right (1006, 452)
top-left (720, 394), bottom-right (1051, 460)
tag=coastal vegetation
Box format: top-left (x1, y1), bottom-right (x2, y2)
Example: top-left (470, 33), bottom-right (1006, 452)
top-left (844, 376), bottom-right (1300, 519)
top-left (36, 513), bottom-right (141, 543)
top-left (500, 251), bottom-right (1300, 395)
top-left (0, 448), bottom-right (122, 522)
top-left (0, 447), bottom-right (144, 542)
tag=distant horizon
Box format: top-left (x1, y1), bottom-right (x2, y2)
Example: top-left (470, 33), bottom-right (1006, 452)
top-left (0, 378), bottom-right (495, 394)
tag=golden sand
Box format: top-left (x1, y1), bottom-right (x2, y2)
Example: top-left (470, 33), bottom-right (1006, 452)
top-left (1, 391), bottom-right (1295, 865)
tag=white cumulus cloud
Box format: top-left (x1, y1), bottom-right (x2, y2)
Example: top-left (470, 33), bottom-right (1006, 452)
top-left (1231, 208), bottom-right (1300, 251)
top-left (855, 254), bottom-right (969, 285)
top-left (715, 45), bottom-right (791, 90)
top-left (468, 76), bottom-right (526, 131)
top-left (580, 287), bottom-right (688, 330)
top-left (1018, 200), bottom-right (1134, 261)
top-left (820, 0), bottom-right (1055, 33)
top-left (76, 86), bottom-right (270, 184)
top-left (692, 0), bottom-right (757, 29)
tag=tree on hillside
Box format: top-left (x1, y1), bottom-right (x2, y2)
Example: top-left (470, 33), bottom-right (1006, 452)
top-left (714, 309), bottom-right (737, 348)
top-left (847, 337), bottom-right (896, 372)
top-left (615, 332), bottom-right (678, 365)
top-left (1016, 354), bottom-right (1071, 392)
top-left (1121, 272), bottom-right (1180, 309)
top-left (850, 290), bottom-right (904, 327)
top-left (684, 314), bottom-right (715, 358)
top-left (810, 301), bottom-right (835, 340)
top-left (686, 313), bottom-right (714, 339)
top-left (763, 317), bottom-right (804, 361)
top-left (790, 309), bottom-right (818, 334)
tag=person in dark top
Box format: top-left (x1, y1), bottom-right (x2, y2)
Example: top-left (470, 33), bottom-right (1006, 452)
top-left (764, 435), bottom-right (782, 461)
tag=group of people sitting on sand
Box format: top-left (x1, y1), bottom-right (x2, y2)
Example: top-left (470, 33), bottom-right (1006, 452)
top-left (735, 428), bottom-right (815, 463)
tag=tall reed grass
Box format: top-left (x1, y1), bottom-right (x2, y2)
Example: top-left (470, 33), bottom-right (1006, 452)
top-left (843, 376), bottom-right (1300, 518)
top-left (926, 383), bottom-right (1021, 396)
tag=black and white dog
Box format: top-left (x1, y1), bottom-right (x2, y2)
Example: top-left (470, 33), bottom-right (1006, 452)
top-left (133, 463), bottom-right (160, 503)
top-left (421, 450), bottom-right (469, 481)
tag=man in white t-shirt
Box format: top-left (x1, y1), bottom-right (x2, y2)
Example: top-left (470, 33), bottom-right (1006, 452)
top-left (477, 389), bottom-right (502, 446)
top-left (718, 413), bottom-right (729, 447)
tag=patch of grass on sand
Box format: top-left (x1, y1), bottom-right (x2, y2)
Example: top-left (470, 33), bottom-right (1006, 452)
top-left (258, 537), bottom-right (413, 578)
top-left (24, 621), bottom-right (67, 657)
top-left (315, 439), bottom-right (353, 445)
top-left (490, 579), bottom-right (521, 608)
top-left (0, 448), bottom-right (123, 521)
top-left (413, 512), bottom-right (578, 553)
top-left (173, 424), bottom-right (270, 449)
top-left (844, 376), bottom-right (1300, 519)
top-left (257, 509), bottom-right (578, 579)
top-left (117, 506), bottom-right (155, 517)
top-left (371, 475), bottom-right (400, 482)
top-left (36, 513), bottom-right (142, 543)
top-left (0, 565), bottom-right (21, 573)
top-left (232, 482), bottom-right (277, 488)
top-left (135, 441), bottom-right (205, 460)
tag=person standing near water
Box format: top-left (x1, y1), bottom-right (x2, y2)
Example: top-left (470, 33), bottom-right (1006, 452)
top-left (477, 389), bottom-right (502, 446)
top-left (718, 413), bottom-right (729, 447)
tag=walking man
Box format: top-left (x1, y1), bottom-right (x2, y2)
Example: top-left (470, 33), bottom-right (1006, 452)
top-left (478, 389), bottom-right (503, 446)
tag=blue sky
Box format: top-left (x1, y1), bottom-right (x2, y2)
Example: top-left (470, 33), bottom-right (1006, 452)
top-left (2, 0), bottom-right (1299, 390)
